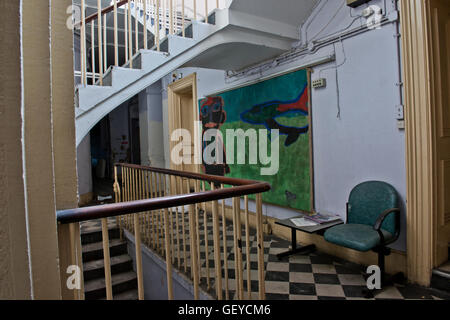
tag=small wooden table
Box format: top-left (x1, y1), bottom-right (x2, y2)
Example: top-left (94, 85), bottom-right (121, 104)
top-left (275, 214), bottom-right (344, 260)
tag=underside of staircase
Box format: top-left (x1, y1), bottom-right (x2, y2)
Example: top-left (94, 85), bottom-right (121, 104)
top-left (75, 0), bottom-right (320, 146)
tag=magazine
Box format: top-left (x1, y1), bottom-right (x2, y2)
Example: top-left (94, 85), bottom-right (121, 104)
top-left (290, 217), bottom-right (319, 227)
top-left (302, 212), bottom-right (341, 224)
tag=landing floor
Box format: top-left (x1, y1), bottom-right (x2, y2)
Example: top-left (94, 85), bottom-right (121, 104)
top-left (80, 215), bottom-right (450, 300)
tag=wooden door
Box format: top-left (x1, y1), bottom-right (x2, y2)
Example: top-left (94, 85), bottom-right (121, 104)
top-left (168, 73), bottom-right (200, 175)
top-left (429, 0), bottom-right (450, 266)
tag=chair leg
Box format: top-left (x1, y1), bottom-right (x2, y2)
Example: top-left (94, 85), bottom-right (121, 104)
top-left (362, 247), bottom-right (406, 299)
top-left (378, 248), bottom-right (386, 285)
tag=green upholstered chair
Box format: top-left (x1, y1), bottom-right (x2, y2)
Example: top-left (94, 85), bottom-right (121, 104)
top-left (324, 181), bottom-right (402, 292)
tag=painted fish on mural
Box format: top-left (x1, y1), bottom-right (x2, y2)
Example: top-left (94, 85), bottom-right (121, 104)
top-left (240, 84), bottom-right (309, 146)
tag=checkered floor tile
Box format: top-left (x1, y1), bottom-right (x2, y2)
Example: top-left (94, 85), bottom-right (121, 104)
top-left (81, 209), bottom-right (450, 301)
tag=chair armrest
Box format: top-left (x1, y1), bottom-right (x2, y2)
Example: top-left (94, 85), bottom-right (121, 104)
top-left (373, 208), bottom-right (400, 246)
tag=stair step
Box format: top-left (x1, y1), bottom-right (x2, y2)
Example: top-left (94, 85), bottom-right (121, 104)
top-left (81, 227), bottom-right (121, 245)
top-left (109, 290), bottom-right (139, 300)
top-left (83, 254), bottom-right (133, 281)
top-left (84, 271), bottom-right (137, 300)
top-left (82, 238), bottom-right (128, 262)
top-left (431, 261), bottom-right (450, 293)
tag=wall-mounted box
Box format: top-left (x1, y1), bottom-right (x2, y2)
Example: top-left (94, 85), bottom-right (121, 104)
top-left (312, 78), bottom-right (327, 89)
top-left (346, 0), bottom-right (372, 8)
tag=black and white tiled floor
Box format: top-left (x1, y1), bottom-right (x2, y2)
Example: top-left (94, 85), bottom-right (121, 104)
top-left (81, 210), bottom-right (450, 301)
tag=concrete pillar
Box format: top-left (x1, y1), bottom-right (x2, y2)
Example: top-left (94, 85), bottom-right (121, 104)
top-left (0, 0), bottom-right (81, 299)
top-left (51, 0), bottom-right (84, 299)
top-left (0, 0), bottom-right (32, 300)
top-left (140, 82), bottom-right (166, 168)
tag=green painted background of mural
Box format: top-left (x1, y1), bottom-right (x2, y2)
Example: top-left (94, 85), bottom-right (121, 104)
top-left (200, 69), bottom-right (312, 212)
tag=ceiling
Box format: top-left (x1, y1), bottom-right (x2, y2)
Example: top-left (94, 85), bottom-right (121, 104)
top-left (229, 0), bottom-right (320, 27)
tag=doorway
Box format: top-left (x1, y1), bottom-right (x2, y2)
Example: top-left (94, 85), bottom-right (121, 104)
top-left (167, 73), bottom-right (200, 174)
top-left (428, 0), bottom-right (450, 267)
top-left (401, 0), bottom-right (450, 285)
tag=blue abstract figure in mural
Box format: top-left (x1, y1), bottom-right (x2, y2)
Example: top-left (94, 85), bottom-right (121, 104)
top-left (199, 96), bottom-right (230, 176)
top-left (240, 84), bottom-right (309, 147)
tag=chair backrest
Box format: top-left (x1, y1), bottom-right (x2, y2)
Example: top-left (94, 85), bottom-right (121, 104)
top-left (347, 181), bottom-right (399, 235)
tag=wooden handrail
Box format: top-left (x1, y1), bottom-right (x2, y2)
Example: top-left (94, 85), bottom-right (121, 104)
top-left (57, 165), bottom-right (270, 224)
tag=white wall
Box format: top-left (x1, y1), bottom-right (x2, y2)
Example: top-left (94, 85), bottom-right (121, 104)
top-left (154, 0), bottom-right (407, 251)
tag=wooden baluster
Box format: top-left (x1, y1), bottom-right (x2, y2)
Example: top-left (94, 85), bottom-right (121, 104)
top-left (233, 197), bottom-right (244, 300)
top-left (155, 173), bottom-right (161, 252)
top-left (169, 0), bottom-right (173, 35)
top-left (114, 0), bottom-right (118, 66)
top-left (189, 204), bottom-right (199, 299)
top-left (163, 208), bottom-right (174, 299)
top-left (244, 195), bottom-right (252, 299)
top-left (182, 178), bottom-right (188, 273)
top-left (237, 197), bottom-right (244, 300)
top-left (119, 166), bottom-right (125, 238)
top-left (221, 184), bottom-right (229, 299)
top-left (204, 0), bottom-right (208, 23)
top-left (202, 181), bottom-right (210, 289)
top-left (143, 0), bottom-right (148, 49)
top-left (127, 167), bottom-right (132, 230)
top-left (81, 0), bottom-right (87, 85)
top-left (231, 197), bottom-right (239, 300)
top-left (134, 210), bottom-right (145, 300)
top-left (124, 167), bottom-right (129, 229)
top-left (194, 180), bottom-right (201, 283)
top-left (124, 0), bottom-right (128, 61)
top-left (139, 169), bottom-right (144, 238)
top-left (255, 193), bottom-right (265, 300)
top-left (156, 0), bottom-right (160, 51)
top-left (211, 184), bottom-right (222, 299)
top-left (174, 0), bottom-right (178, 34)
top-left (168, 175), bottom-right (175, 264)
top-left (144, 170), bottom-right (150, 246)
top-left (122, 167), bottom-right (126, 229)
top-left (159, 173), bottom-right (165, 255)
top-left (97, 0), bottom-right (103, 85)
top-left (132, 168), bottom-right (136, 233)
top-left (103, 13), bottom-right (107, 72)
top-left (147, 171), bottom-right (154, 248)
top-left (128, 0), bottom-right (133, 67)
top-left (114, 166), bottom-right (122, 239)
top-left (193, 0), bottom-right (197, 20)
top-left (216, 0), bottom-right (219, 9)
top-left (135, 0), bottom-right (139, 54)
top-left (101, 218), bottom-right (113, 300)
top-left (181, 0), bottom-right (185, 37)
top-left (175, 176), bottom-right (181, 267)
top-left (165, 0), bottom-right (169, 35)
top-left (91, 22), bottom-right (96, 83)
top-left (150, 171), bottom-right (156, 250)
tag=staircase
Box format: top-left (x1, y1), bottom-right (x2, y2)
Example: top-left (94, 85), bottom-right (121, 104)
top-left (431, 244), bottom-right (450, 294)
top-left (75, 0), bottom-right (320, 146)
top-left (81, 218), bottom-right (139, 300)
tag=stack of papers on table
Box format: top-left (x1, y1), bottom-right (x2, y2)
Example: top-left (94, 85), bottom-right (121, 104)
top-left (290, 217), bottom-right (319, 227)
top-left (303, 212), bottom-right (341, 224)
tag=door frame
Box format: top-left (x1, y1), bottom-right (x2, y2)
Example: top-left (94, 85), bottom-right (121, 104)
top-left (167, 73), bottom-right (201, 173)
top-left (400, 0), bottom-right (449, 286)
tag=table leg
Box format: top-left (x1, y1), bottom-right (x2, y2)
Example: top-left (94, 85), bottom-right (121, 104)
top-left (277, 228), bottom-right (316, 260)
